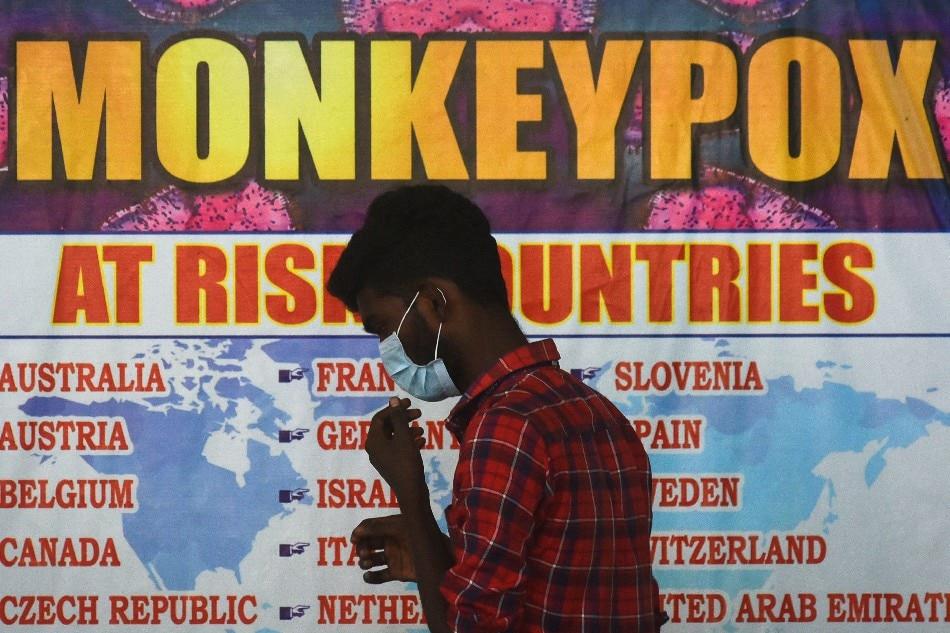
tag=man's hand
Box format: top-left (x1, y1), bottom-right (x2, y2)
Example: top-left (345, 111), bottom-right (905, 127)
top-left (366, 397), bottom-right (427, 502)
top-left (351, 514), bottom-right (417, 583)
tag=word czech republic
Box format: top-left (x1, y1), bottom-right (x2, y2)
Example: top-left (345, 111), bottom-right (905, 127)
top-left (13, 35), bottom-right (946, 184)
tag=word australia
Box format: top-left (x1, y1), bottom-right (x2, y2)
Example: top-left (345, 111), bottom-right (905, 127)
top-left (13, 35), bottom-right (946, 184)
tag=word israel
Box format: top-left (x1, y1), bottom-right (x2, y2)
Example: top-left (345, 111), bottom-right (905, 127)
top-left (13, 36), bottom-right (945, 184)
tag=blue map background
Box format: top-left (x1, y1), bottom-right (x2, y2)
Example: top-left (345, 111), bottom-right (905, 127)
top-left (11, 336), bottom-right (949, 632)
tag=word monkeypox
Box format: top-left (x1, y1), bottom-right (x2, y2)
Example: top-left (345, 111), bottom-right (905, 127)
top-left (13, 36), bottom-right (946, 184)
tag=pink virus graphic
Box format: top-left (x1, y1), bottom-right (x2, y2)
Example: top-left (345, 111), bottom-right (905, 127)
top-left (724, 30), bottom-right (757, 53)
top-left (341, 0), bottom-right (596, 35)
top-left (623, 89), bottom-right (645, 151)
top-left (646, 167), bottom-right (837, 230)
top-left (100, 180), bottom-right (296, 231)
top-left (935, 79), bottom-right (950, 162)
top-left (128, 0), bottom-right (247, 23)
top-left (0, 73), bottom-right (7, 173)
top-left (691, 0), bottom-right (810, 23)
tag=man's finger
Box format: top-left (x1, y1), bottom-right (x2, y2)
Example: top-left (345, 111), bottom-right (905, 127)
top-left (368, 410), bottom-right (385, 434)
top-left (359, 550), bottom-right (388, 569)
top-left (389, 396), bottom-right (412, 409)
top-left (386, 404), bottom-right (409, 424)
top-left (351, 519), bottom-right (370, 543)
top-left (351, 514), bottom-right (403, 543)
top-left (388, 407), bottom-right (412, 439)
top-left (406, 408), bottom-right (422, 420)
top-left (363, 568), bottom-right (393, 584)
top-left (351, 518), bottom-right (388, 544)
top-left (367, 405), bottom-right (391, 446)
top-left (372, 402), bottom-right (394, 420)
top-left (354, 537), bottom-right (386, 556)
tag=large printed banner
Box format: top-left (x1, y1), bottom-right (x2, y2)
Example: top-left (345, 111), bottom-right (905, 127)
top-left (1, 1), bottom-right (949, 632)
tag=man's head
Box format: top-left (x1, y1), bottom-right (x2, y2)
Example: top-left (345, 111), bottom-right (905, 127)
top-left (327, 185), bottom-right (516, 394)
top-left (327, 185), bottom-right (508, 314)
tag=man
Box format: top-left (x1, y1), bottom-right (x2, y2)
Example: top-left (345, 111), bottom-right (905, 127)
top-left (327, 185), bottom-right (665, 632)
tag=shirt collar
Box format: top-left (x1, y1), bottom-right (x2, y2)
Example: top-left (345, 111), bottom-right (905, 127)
top-left (446, 338), bottom-right (560, 440)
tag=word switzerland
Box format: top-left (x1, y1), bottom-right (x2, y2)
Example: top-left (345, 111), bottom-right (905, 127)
top-left (14, 36), bottom-right (945, 183)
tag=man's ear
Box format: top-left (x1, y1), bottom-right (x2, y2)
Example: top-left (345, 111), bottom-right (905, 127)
top-left (415, 279), bottom-right (456, 328)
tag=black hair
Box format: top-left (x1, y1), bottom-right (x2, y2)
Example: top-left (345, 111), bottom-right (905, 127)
top-left (326, 185), bottom-right (509, 312)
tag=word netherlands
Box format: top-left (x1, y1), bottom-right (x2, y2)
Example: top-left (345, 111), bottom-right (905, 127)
top-left (13, 36), bottom-right (946, 184)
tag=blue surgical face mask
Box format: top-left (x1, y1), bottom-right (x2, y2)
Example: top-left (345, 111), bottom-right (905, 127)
top-left (379, 289), bottom-right (461, 402)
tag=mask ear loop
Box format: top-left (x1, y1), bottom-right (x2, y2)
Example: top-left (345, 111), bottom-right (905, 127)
top-left (433, 288), bottom-right (447, 361)
top-left (396, 290), bottom-right (421, 337)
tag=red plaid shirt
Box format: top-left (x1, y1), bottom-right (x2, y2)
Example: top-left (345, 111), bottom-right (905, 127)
top-left (441, 339), bottom-right (662, 632)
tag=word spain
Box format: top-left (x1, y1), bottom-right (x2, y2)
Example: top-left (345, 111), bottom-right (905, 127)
top-left (13, 36), bottom-right (945, 184)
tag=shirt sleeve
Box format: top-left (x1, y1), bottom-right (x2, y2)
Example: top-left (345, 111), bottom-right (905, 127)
top-left (440, 408), bottom-right (549, 633)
